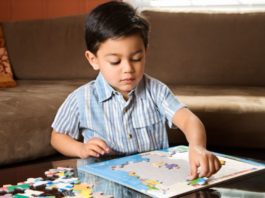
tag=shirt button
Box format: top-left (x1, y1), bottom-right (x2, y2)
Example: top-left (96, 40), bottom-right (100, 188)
top-left (128, 133), bottom-right (133, 139)
top-left (124, 108), bottom-right (128, 113)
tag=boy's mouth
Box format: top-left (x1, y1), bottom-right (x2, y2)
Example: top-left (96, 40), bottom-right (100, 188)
top-left (121, 78), bottom-right (135, 83)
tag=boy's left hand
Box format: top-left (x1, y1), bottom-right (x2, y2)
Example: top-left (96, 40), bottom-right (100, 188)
top-left (188, 145), bottom-right (221, 180)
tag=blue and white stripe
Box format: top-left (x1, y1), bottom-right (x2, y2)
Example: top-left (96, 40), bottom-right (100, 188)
top-left (52, 73), bottom-right (185, 155)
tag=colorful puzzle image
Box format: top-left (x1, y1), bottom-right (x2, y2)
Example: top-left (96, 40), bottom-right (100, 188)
top-left (78, 146), bottom-right (265, 198)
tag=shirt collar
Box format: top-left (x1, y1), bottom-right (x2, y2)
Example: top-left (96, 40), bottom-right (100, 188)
top-left (134, 75), bottom-right (146, 100)
top-left (95, 73), bottom-right (116, 102)
top-left (95, 73), bottom-right (147, 103)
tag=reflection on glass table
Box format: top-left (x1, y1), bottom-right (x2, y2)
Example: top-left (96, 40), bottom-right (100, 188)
top-left (77, 158), bottom-right (149, 198)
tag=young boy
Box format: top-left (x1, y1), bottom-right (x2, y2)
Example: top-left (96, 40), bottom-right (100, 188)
top-left (51, 1), bottom-right (221, 180)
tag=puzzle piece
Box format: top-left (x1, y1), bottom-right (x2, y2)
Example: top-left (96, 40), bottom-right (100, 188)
top-left (3, 183), bottom-right (30, 193)
top-left (45, 167), bottom-right (74, 179)
top-left (0, 186), bottom-right (8, 193)
top-left (25, 177), bottom-right (43, 183)
top-left (151, 162), bottom-right (165, 168)
top-left (175, 146), bottom-right (188, 153)
top-left (219, 159), bottom-right (226, 165)
top-left (54, 177), bottom-right (80, 184)
top-left (73, 183), bottom-right (93, 191)
top-left (25, 189), bottom-right (43, 196)
top-left (62, 190), bottom-right (76, 196)
top-left (188, 177), bottom-right (208, 186)
top-left (73, 183), bottom-right (93, 197)
top-left (12, 195), bottom-right (28, 198)
top-left (0, 166), bottom-right (113, 198)
top-left (0, 194), bottom-right (13, 198)
top-left (14, 189), bottom-right (44, 197)
top-left (165, 163), bottom-right (179, 170)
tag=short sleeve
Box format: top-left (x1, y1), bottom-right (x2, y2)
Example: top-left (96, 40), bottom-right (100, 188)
top-left (51, 91), bottom-right (80, 139)
top-left (149, 77), bottom-right (186, 128)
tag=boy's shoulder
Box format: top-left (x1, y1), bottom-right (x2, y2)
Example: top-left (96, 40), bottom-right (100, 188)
top-left (144, 74), bottom-right (168, 89)
top-left (70, 79), bottom-right (97, 97)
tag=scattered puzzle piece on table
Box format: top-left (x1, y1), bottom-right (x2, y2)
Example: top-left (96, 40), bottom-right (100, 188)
top-left (0, 166), bottom-right (113, 198)
top-left (0, 186), bottom-right (9, 193)
top-left (24, 189), bottom-right (43, 196)
top-left (73, 183), bottom-right (93, 197)
top-left (1, 183), bottom-right (30, 194)
top-left (45, 167), bottom-right (74, 179)
top-left (0, 194), bottom-right (13, 198)
top-left (62, 190), bottom-right (76, 197)
top-left (10, 195), bottom-right (26, 198)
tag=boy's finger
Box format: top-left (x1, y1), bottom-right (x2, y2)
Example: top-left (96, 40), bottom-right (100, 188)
top-left (88, 138), bottom-right (110, 153)
top-left (189, 163), bottom-right (198, 180)
top-left (97, 141), bottom-right (110, 153)
top-left (86, 144), bottom-right (105, 156)
top-left (206, 159), bottom-right (215, 178)
top-left (88, 149), bottom-right (101, 158)
top-left (214, 158), bottom-right (222, 172)
top-left (90, 142), bottom-right (108, 154)
top-left (209, 157), bottom-right (221, 176)
top-left (198, 159), bottom-right (208, 178)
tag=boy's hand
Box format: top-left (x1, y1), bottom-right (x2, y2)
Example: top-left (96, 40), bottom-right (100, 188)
top-left (188, 145), bottom-right (221, 180)
top-left (79, 137), bottom-right (111, 159)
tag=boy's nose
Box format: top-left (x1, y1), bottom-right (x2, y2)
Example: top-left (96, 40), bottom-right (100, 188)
top-left (123, 60), bottom-right (134, 73)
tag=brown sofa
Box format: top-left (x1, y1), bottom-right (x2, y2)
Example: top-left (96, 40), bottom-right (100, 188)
top-left (1, 10), bottom-right (265, 166)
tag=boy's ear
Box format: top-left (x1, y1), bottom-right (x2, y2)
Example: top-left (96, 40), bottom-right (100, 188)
top-left (85, 50), bottom-right (100, 70)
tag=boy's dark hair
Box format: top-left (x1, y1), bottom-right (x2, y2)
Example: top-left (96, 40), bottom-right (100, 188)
top-left (85, 1), bottom-right (149, 54)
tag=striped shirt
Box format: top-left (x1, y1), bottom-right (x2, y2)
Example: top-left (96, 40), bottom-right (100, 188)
top-left (52, 73), bottom-right (185, 155)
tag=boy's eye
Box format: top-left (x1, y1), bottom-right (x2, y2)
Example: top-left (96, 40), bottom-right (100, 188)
top-left (131, 57), bottom-right (142, 62)
top-left (109, 60), bottom-right (121, 65)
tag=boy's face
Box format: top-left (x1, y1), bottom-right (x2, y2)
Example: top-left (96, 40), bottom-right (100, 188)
top-left (85, 34), bottom-right (146, 99)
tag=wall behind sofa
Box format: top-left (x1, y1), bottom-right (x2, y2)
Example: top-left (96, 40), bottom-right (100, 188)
top-left (0, 0), bottom-right (109, 21)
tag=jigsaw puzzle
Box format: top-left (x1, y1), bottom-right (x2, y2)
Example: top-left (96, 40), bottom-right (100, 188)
top-left (78, 145), bottom-right (265, 198)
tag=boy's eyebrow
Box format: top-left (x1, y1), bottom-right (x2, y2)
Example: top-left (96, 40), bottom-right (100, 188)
top-left (104, 49), bottom-right (143, 57)
top-left (131, 49), bottom-right (144, 55)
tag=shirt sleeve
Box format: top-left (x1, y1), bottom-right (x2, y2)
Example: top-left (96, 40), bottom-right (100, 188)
top-left (51, 91), bottom-right (80, 139)
top-left (149, 77), bottom-right (186, 128)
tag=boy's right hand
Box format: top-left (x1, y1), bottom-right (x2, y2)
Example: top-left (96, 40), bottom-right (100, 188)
top-left (79, 137), bottom-right (111, 159)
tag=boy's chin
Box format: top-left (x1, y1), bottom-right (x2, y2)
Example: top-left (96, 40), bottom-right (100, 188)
top-left (116, 84), bottom-right (138, 95)
top-left (119, 88), bottom-right (134, 97)
top-left (123, 87), bottom-right (136, 93)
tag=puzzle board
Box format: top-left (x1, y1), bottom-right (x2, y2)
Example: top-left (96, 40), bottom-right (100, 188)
top-left (78, 146), bottom-right (265, 198)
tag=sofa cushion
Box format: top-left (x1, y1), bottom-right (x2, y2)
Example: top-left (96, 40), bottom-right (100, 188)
top-left (143, 10), bottom-right (265, 86)
top-left (168, 85), bottom-right (265, 148)
top-left (0, 80), bottom-right (86, 166)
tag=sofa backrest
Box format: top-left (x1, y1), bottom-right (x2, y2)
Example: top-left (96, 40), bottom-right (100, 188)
top-left (3, 14), bottom-right (97, 80)
top-left (143, 10), bottom-right (265, 86)
top-left (3, 11), bottom-right (265, 86)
